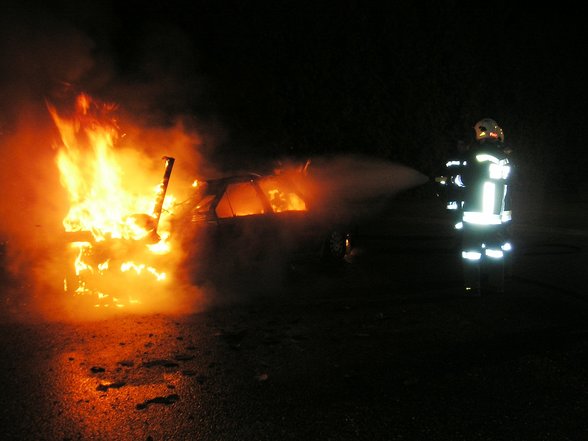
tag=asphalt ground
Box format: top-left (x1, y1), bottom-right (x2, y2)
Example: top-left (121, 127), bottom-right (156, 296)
top-left (1, 188), bottom-right (587, 441)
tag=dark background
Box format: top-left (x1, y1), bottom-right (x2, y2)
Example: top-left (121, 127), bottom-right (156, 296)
top-left (1, 0), bottom-right (585, 192)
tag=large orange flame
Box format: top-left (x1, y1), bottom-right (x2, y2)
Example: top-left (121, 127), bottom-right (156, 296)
top-left (48, 93), bottom-right (176, 310)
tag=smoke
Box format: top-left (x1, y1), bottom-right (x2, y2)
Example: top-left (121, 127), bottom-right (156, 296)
top-left (0, 8), bottom-right (94, 103)
top-left (0, 5), bottom-right (97, 258)
top-left (280, 154), bottom-right (429, 222)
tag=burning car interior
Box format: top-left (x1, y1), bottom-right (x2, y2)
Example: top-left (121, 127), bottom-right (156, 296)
top-left (172, 171), bottom-right (354, 285)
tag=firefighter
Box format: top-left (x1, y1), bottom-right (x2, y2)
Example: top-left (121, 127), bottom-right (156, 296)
top-left (445, 118), bottom-right (513, 295)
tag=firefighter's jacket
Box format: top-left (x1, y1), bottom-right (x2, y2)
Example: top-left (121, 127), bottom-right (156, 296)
top-left (444, 141), bottom-right (512, 227)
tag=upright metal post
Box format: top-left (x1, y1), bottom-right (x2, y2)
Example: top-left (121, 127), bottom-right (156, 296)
top-left (152, 156), bottom-right (175, 233)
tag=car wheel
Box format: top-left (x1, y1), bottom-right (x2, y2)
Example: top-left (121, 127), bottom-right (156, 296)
top-left (323, 230), bottom-right (347, 261)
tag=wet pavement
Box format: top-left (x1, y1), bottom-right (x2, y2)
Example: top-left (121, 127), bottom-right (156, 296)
top-left (1, 190), bottom-right (588, 440)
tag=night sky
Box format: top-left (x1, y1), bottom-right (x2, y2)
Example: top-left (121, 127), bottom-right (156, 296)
top-left (1, 1), bottom-right (585, 187)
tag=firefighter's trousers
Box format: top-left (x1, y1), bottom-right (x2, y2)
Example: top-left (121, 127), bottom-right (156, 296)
top-left (460, 222), bottom-right (512, 294)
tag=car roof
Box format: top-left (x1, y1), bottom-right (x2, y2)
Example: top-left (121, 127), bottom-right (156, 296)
top-left (203, 173), bottom-right (262, 186)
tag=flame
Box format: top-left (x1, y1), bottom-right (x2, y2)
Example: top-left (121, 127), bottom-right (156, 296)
top-left (258, 175), bottom-right (306, 213)
top-left (48, 93), bottom-right (175, 309)
top-left (266, 187), bottom-right (306, 212)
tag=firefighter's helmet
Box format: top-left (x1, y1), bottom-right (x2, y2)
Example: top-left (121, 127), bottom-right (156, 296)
top-left (474, 118), bottom-right (504, 143)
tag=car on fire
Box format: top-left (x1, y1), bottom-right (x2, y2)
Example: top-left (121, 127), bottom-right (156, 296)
top-left (60, 157), bottom-right (355, 307)
top-left (173, 171), bottom-right (355, 281)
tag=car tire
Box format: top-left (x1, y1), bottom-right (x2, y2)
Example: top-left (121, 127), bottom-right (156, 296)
top-left (323, 230), bottom-right (347, 261)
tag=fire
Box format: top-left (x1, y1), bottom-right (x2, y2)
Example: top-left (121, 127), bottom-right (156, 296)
top-left (48, 93), bottom-right (176, 309)
top-left (259, 175), bottom-right (307, 213)
top-left (265, 187), bottom-right (306, 212)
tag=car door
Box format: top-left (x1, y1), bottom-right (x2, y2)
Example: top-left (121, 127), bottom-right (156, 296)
top-left (214, 180), bottom-right (276, 260)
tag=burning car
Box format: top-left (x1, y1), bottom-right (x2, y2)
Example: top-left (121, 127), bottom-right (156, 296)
top-left (50, 94), bottom-right (354, 313)
top-left (173, 169), bottom-right (355, 284)
top-left (29, 90), bottom-right (422, 320)
top-left (49, 93), bottom-right (423, 313)
top-left (62, 163), bottom-right (353, 310)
